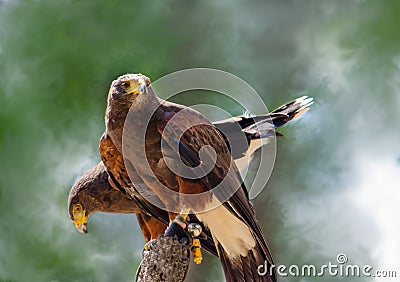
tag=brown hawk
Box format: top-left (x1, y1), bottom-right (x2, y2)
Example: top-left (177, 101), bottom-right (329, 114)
top-left (102, 73), bottom-right (311, 282)
top-left (69, 72), bottom-right (312, 281)
top-left (68, 162), bottom-right (167, 240)
top-left (69, 97), bottom-right (311, 237)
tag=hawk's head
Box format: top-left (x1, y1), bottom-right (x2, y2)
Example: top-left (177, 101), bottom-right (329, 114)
top-left (68, 192), bottom-right (93, 234)
top-left (105, 73), bottom-right (153, 150)
top-left (68, 163), bottom-right (111, 234)
top-left (68, 162), bottom-right (140, 234)
top-left (107, 73), bottom-right (151, 108)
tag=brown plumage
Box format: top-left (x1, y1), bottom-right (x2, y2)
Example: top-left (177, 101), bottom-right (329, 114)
top-left (100, 92), bottom-right (219, 255)
top-left (69, 96), bottom-right (313, 236)
top-left (99, 132), bottom-right (172, 241)
top-left (104, 73), bottom-right (279, 282)
top-left (70, 74), bottom-right (311, 281)
top-left (68, 162), bottom-right (142, 233)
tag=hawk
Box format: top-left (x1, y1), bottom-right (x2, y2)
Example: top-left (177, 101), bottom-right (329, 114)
top-left (69, 96), bottom-right (311, 237)
top-left (102, 73), bottom-right (311, 282)
top-left (68, 162), bottom-right (167, 240)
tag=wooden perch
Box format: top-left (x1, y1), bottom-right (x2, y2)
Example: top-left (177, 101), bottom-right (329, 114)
top-left (135, 235), bottom-right (190, 282)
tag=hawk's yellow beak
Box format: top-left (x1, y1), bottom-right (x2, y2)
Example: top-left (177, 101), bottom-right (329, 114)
top-left (72, 204), bottom-right (88, 234)
top-left (123, 78), bottom-right (146, 96)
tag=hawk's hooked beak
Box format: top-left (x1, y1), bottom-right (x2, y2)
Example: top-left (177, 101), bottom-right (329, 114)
top-left (126, 78), bottom-right (146, 96)
top-left (76, 222), bottom-right (87, 234)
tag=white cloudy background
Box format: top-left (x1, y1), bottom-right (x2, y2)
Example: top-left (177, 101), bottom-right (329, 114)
top-left (0, 1), bottom-right (399, 281)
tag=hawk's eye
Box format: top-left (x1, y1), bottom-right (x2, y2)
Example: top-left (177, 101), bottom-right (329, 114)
top-left (73, 204), bottom-right (82, 212)
top-left (121, 81), bottom-right (130, 89)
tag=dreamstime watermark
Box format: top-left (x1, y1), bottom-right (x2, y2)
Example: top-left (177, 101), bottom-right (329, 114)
top-left (258, 253), bottom-right (397, 278)
top-left (122, 68), bottom-right (277, 213)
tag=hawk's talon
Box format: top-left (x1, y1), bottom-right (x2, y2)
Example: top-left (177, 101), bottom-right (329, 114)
top-left (164, 221), bottom-right (192, 246)
top-left (143, 241), bottom-right (151, 251)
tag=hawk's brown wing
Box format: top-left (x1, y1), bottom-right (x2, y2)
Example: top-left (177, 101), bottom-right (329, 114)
top-left (99, 132), bottom-right (218, 255)
top-left (154, 102), bottom-right (276, 282)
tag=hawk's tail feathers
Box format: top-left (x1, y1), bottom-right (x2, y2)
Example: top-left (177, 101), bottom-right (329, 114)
top-left (269, 95), bottom-right (313, 127)
top-left (242, 96), bottom-right (313, 137)
top-left (217, 239), bottom-right (276, 282)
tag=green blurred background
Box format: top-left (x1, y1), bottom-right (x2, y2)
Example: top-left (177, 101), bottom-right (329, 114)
top-left (0, 0), bottom-right (399, 281)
